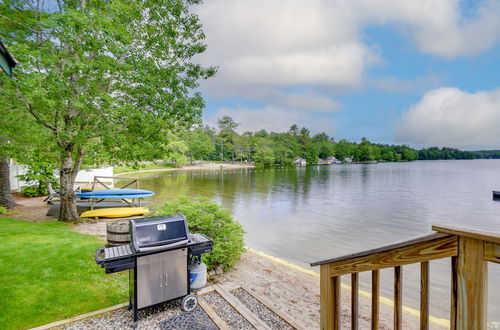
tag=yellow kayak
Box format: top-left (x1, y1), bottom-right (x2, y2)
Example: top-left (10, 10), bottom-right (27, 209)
top-left (80, 207), bottom-right (149, 218)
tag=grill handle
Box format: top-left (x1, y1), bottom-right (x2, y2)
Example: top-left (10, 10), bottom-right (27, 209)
top-left (95, 248), bottom-right (105, 265)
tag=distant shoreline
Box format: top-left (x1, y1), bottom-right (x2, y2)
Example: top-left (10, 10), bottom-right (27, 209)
top-left (115, 162), bottom-right (255, 176)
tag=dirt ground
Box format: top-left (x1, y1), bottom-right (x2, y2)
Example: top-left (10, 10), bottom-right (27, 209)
top-left (4, 194), bottom-right (52, 221)
top-left (4, 194), bottom-right (444, 330)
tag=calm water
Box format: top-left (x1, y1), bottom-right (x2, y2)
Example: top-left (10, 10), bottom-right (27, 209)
top-left (132, 160), bottom-right (500, 322)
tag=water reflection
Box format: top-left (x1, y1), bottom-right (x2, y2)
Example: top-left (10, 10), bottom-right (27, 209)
top-left (131, 160), bottom-right (500, 320)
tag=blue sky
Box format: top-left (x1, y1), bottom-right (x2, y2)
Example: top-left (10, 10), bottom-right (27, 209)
top-left (194, 0), bottom-right (500, 149)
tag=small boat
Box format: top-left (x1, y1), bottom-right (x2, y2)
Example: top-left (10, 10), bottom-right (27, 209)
top-left (493, 191), bottom-right (500, 200)
top-left (75, 189), bottom-right (155, 199)
top-left (45, 201), bottom-right (152, 217)
top-left (80, 207), bottom-right (149, 218)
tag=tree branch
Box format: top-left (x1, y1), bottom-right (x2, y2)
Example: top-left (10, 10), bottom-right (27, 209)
top-left (18, 91), bottom-right (57, 133)
top-left (72, 146), bottom-right (84, 179)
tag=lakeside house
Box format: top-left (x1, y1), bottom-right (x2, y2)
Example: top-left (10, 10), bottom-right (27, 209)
top-left (294, 157), bottom-right (307, 166)
top-left (326, 156), bottom-right (341, 164)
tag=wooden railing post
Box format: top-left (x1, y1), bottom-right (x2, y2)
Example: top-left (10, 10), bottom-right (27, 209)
top-left (320, 265), bottom-right (340, 330)
top-left (456, 237), bottom-right (488, 330)
top-left (351, 273), bottom-right (359, 330)
top-left (371, 270), bottom-right (380, 330)
top-left (420, 261), bottom-right (429, 330)
top-left (450, 256), bottom-right (457, 330)
top-left (394, 266), bottom-right (402, 330)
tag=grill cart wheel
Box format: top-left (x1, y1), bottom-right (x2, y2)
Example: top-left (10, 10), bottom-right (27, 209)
top-left (181, 294), bottom-right (198, 312)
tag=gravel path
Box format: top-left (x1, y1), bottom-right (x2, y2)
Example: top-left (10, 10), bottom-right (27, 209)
top-left (232, 288), bottom-right (293, 330)
top-left (203, 292), bottom-right (254, 329)
top-left (59, 301), bottom-right (181, 330)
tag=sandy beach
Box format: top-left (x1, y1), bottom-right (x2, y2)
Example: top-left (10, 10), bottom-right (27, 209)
top-left (116, 162), bottom-right (255, 176)
top-left (4, 194), bottom-right (446, 329)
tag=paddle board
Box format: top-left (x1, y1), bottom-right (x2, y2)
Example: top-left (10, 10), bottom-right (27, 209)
top-left (80, 207), bottom-right (149, 218)
top-left (76, 189), bottom-right (154, 199)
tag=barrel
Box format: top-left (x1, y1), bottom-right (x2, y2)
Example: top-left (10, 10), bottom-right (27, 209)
top-left (106, 220), bottom-right (130, 246)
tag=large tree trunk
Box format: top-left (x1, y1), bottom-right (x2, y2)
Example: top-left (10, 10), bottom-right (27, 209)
top-left (59, 146), bottom-right (82, 222)
top-left (0, 154), bottom-right (16, 208)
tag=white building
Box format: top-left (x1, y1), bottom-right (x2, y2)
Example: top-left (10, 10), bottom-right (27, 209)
top-left (294, 157), bottom-right (307, 166)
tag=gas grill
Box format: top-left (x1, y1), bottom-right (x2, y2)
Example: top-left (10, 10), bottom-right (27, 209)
top-left (94, 214), bottom-right (213, 321)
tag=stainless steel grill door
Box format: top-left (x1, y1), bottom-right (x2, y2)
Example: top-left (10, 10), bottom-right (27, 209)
top-left (164, 248), bottom-right (188, 300)
top-left (137, 253), bottom-right (165, 308)
top-left (136, 248), bottom-right (188, 309)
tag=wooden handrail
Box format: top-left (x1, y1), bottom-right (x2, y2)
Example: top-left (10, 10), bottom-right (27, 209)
top-left (433, 224), bottom-right (500, 244)
top-left (313, 225), bottom-right (500, 330)
top-left (310, 232), bottom-right (452, 266)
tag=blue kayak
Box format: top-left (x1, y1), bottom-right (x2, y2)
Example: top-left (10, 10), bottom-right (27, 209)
top-left (76, 189), bottom-right (154, 199)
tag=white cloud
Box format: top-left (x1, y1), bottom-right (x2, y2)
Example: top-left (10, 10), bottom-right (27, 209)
top-left (278, 92), bottom-right (341, 112)
top-left (396, 87), bottom-right (500, 148)
top-left (195, 0), bottom-right (378, 92)
top-left (194, 0), bottom-right (500, 138)
top-left (206, 105), bottom-right (336, 134)
top-left (196, 0), bottom-right (500, 95)
top-left (352, 0), bottom-right (500, 58)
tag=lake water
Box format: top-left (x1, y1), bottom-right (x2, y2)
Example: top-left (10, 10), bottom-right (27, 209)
top-left (133, 160), bottom-right (500, 322)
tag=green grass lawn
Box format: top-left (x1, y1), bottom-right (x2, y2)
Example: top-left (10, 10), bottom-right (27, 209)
top-left (0, 217), bottom-right (128, 330)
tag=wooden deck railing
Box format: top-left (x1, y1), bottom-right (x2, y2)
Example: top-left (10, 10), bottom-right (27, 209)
top-left (310, 225), bottom-right (500, 330)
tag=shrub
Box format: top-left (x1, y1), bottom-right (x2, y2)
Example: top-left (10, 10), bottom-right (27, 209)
top-left (20, 185), bottom-right (45, 197)
top-left (150, 196), bottom-right (245, 271)
top-left (0, 206), bottom-right (6, 215)
top-left (18, 164), bottom-right (59, 197)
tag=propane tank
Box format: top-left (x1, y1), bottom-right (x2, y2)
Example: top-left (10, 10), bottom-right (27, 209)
top-left (189, 257), bottom-right (207, 290)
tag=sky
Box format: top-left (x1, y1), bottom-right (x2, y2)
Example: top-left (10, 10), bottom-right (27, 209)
top-left (192, 0), bottom-right (500, 150)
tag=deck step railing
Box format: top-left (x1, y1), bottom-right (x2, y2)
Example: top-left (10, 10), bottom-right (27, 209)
top-left (310, 225), bottom-right (500, 330)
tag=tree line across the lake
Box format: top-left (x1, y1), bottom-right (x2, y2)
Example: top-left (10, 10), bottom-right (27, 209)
top-left (182, 116), bottom-right (500, 166)
top-left (1, 1), bottom-right (499, 221)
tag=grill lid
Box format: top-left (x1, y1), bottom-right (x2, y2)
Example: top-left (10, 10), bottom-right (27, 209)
top-left (130, 214), bottom-right (190, 252)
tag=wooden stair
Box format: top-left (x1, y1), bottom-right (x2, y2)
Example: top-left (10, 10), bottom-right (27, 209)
top-left (198, 284), bottom-right (306, 330)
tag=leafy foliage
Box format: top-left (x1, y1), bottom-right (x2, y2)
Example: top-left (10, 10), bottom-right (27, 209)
top-left (150, 197), bottom-right (245, 271)
top-left (418, 147), bottom-right (500, 160)
top-left (185, 119), bottom-right (420, 165)
top-left (0, 0), bottom-right (215, 220)
top-left (0, 206), bottom-right (6, 215)
top-left (18, 164), bottom-right (59, 197)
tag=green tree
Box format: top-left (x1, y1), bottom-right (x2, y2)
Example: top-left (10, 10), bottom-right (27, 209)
top-left (254, 138), bottom-right (275, 166)
top-left (335, 139), bottom-right (356, 161)
top-left (1, 0), bottom-right (215, 221)
top-left (217, 116), bottom-right (239, 162)
top-left (187, 127), bottom-right (216, 162)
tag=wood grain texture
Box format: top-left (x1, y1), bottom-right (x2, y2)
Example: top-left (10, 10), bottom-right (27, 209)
top-left (420, 261), bottom-right (429, 330)
top-left (327, 235), bottom-right (457, 277)
top-left (433, 225), bottom-right (500, 245)
top-left (311, 233), bottom-right (451, 266)
top-left (240, 285), bottom-right (308, 330)
top-left (394, 266), bottom-right (402, 330)
top-left (198, 298), bottom-right (231, 330)
top-left (450, 256), bottom-right (457, 330)
top-left (456, 238), bottom-right (487, 330)
top-left (372, 270), bottom-right (380, 330)
top-left (333, 276), bottom-right (341, 330)
top-left (320, 264), bottom-right (335, 330)
top-left (213, 284), bottom-right (271, 330)
top-left (30, 303), bottom-right (129, 330)
top-left (351, 273), bottom-right (359, 330)
top-left (484, 242), bottom-right (500, 264)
